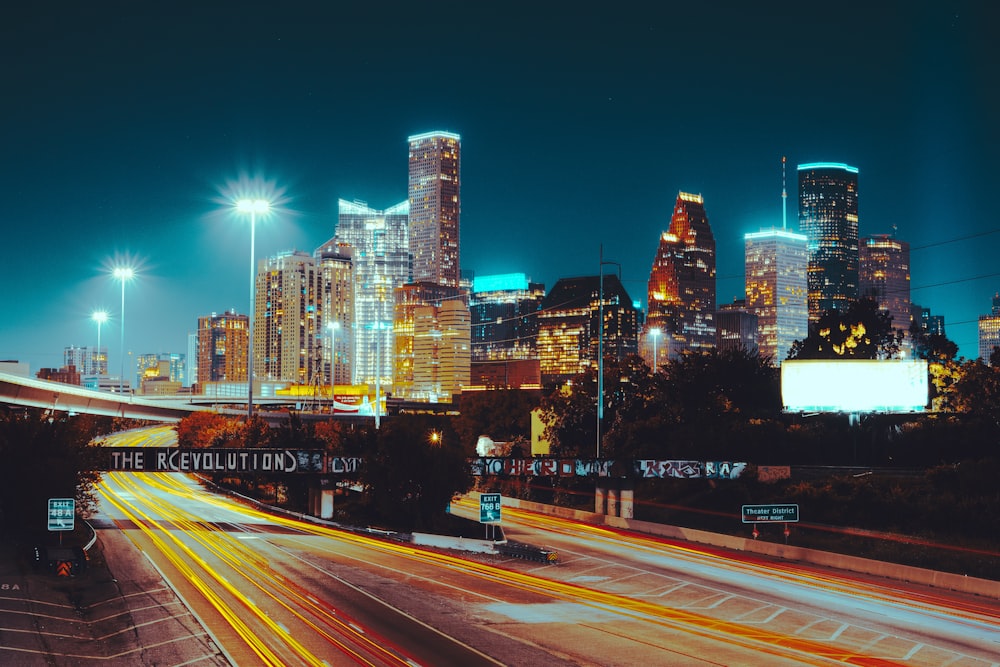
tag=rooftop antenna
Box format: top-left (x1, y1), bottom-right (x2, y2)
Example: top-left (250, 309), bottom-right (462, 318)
top-left (781, 155), bottom-right (788, 230)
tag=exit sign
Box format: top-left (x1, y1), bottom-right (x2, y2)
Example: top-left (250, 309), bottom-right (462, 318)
top-left (742, 503), bottom-right (799, 523)
top-left (48, 498), bottom-right (75, 532)
top-left (480, 493), bottom-right (502, 524)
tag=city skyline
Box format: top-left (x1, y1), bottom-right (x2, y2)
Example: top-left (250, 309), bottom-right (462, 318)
top-left (3, 3), bottom-right (998, 374)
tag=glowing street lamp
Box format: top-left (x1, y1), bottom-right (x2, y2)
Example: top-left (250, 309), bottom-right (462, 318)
top-left (650, 327), bottom-right (662, 372)
top-left (429, 430), bottom-right (442, 446)
top-left (112, 267), bottom-right (134, 395)
top-left (236, 198), bottom-right (270, 419)
top-left (92, 310), bottom-right (108, 376)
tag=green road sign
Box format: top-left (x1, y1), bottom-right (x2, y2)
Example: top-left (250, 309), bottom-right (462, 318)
top-left (48, 498), bottom-right (75, 532)
top-left (741, 503), bottom-right (799, 523)
top-left (480, 493), bottom-right (502, 524)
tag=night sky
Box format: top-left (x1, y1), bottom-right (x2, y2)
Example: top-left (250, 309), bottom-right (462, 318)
top-left (3, 1), bottom-right (997, 375)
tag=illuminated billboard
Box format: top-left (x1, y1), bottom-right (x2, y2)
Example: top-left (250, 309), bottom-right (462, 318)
top-left (781, 359), bottom-right (928, 413)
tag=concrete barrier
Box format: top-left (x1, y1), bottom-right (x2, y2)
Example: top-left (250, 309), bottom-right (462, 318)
top-left (411, 532), bottom-right (496, 554)
top-left (481, 494), bottom-right (1000, 600)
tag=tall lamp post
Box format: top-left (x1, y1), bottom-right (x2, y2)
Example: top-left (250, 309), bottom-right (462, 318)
top-left (236, 198), bottom-right (270, 419)
top-left (650, 327), bottom-right (662, 373)
top-left (597, 245), bottom-right (621, 459)
top-left (92, 310), bottom-right (108, 376)
top-left (327, 320), bottom-right (340, 413)
top-left (112, 268), bottom-right (133, 395)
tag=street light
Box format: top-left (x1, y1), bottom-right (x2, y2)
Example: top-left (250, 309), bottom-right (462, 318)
top-left (650, 327), bottom-right (662, 373)
top-left (112, 268), bottom-right (134, 395)
top-left (236, 198), bottom-right (270, 419)
top-left (327, 320), bottom-right (340, 413)
top-left (92, 310), bottom-right (108, 376)
top-left (597, 245), bottom-right (621, 459)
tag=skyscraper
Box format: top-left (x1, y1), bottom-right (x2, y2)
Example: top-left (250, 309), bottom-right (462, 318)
top-left (314, 238), bottom-right (354, 386)
top-left (196, 310), bottom-right (248, 385)
top-left (859, 234), bottom-right (911, 337)
top-left (392, 281), bottom-right (465, 399)
top-left (646, 192), bottom-right (716, 357)
top-left (537, 275), bottom-right (639, 386)
top-left (469, 273), bottom-right (545, 361)
top-left (335, 199), bottom-right (410, 388)
top-left (408, 131), bottom-right (461, 287)
top-left (744, 228), bottom-right (809, 364)
top-left (978, 293), bottom-right (1000, 364)
top-left (256, 250), bottom-right (320, 385)
top-left (798, 162), bottom-right (859, 321)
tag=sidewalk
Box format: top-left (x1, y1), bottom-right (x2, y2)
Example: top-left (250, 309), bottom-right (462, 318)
top-left (0, 520), bottom-right (229, 666)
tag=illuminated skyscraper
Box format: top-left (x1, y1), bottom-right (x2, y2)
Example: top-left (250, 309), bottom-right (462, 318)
top-left (335, 199), bottom-right (410, 388)
top-left (646, 192), bottom-right (716, 357)
top-left (256, 250), bottom-right (320, 385)
top-left (744, 229), bottom-right (808, 364)
top-left (538, 275), bottom-right (639, 385)
top-left (978, 293), bottom-right (1000, 364)
top-left (408, 131), bottom-right (461, 287)
top-left (314, 238), bottom-right (354, 386)
top-left (859, 234), bottom-right (911, 337)
top-left (196, 310), bottom-right (248, 385)
top-left (469, 273), bottom-right (545, 361)
top-left (392, 281), bottom-right (465, 399)
top-left (409, 299), bottom-right (471, 402)
top-left (798, 162), bottom-right (859, 320)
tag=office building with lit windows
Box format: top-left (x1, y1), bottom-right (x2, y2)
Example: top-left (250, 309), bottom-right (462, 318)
top-left (978, 293), bottom-right (1000, 364)
top-left (646, 192), bottom-right (716, 358)
top-left (744, 228), bottom-right (808, 364)
top-left (196, 310), bottom-right (248, 386)
top-left (859, 234), bottom-right (911, 337)
top-left (256, 250), bottom-right (321, 385)
top-left (335, 199), bottom-right (410, 388)
top-left (408, 131), bottom-right (461, 288)
top-left (314, 238), bottom-right (354, 386)
top-left (715, 300), bottom-right (759, 353)
top-left (798, 162), bottom-right (859, 320)
top-left (538, 275), bottom-right (639, 385)
top-left (64, 345), bottom-right (106, 376)
top-left (392, 281), bottom-right (466, 399)
top-left (409, 298), bottom-right (471, 402)
top-left (469, 273), bottom-right (545, 361)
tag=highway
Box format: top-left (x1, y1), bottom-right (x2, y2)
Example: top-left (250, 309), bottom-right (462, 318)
top-left (94, 427), bottom-right (1000, 666)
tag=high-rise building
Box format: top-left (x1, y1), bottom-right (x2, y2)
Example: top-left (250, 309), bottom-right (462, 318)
top-left (646, 192), bottom-right (716, 358)
top-left (64, 345), bottom-right (106, 376)
top-left (470, 273), bottom-right (545, 362)
top-left (538, 275), bottom-right (639, 385)
top-left (408, 131), bottom-right (461, 287)
top-left (335, 199), bottom-right (410, 388)
top-left (393, 282), bottom-right (466, 399)
top-left (978, 293), bottom-right (1000, 364)
top-left (859, 234), bottom-right (911, 337)
top-left (715, 300), bottom-right (759, 353)
top-left (409, 299), bottom-right (471, 402)
top-left (911, 304), bottom-right (946, 337)
top-left (256, 250), bottom-right (320, 385)
top-left (744, 228), bottom-right (808, 364)
top-left (314, 238), bottom-right (354, 386)
top-left (196, 310), bottom-right (248, 386)
top-left (135, 352), bottom-right (185, 389)
top-left (798, 162), bottom-right (859, 321)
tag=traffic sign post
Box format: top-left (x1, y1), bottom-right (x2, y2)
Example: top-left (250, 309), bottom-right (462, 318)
top-left (48, 498), bottom-right (75, 532)
top-left (48, 498), bottom-right (75, 547)
top-left (741, 503), bottom-right (799, 523)
top-left (480, 493), bottom-right (501, 523)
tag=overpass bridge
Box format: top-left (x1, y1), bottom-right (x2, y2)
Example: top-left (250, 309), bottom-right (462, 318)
top-left (0, 372), bottom-right (320, 423)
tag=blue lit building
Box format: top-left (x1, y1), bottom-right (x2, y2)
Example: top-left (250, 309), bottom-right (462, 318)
top-left (469, 273), bottom-right (545, 362)
top-left (798, 162), bottom-right (859, 321)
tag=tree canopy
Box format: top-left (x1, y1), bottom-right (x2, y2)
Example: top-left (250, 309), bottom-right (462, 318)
top-left (788, 298), bottom-right (901, 360)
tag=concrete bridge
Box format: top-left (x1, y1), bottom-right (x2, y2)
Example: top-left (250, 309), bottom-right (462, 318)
top-left (0, 372), bottom-right (313, 423)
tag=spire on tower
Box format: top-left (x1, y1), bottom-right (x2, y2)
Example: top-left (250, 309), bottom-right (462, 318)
top-left (781, 155), bottom-right (788, 231)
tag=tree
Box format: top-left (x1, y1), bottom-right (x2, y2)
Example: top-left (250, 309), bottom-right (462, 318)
top-left (453, 389), bottom-right (542, 453)
top-left (788, 298), bottom-right (901, 360)
top-left (356, 416), bottom-right (472, 531)
top-left (0, 409), bottom-right (107, 533)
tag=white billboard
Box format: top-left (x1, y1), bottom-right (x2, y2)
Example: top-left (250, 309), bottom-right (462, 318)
top-left (781, 359), bottom-right (928, 413)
